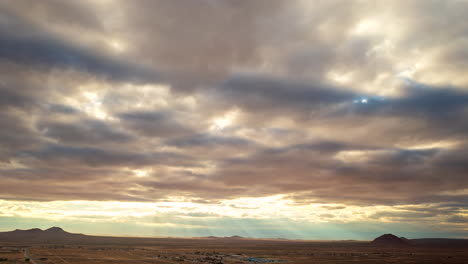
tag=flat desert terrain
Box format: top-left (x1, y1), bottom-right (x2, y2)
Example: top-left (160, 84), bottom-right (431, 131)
top-left (1, 238), bottom-right (468, 264)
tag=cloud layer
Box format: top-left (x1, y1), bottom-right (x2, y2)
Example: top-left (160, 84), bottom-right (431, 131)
top-left (0, 0), bottom-right (467, 236)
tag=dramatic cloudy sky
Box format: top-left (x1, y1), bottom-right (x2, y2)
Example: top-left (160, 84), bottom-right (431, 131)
top-left (0, 0), bottom-right (467, 239)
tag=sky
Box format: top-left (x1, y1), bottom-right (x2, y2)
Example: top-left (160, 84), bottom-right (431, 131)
top-left (0, 0), bottom-right (467, 240)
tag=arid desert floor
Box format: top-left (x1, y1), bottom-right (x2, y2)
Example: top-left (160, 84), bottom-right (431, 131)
top-left (1, 239), bottom-right (468, 264)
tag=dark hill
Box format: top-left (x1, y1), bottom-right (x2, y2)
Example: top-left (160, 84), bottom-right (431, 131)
top-left (371, 234), bottom-right (468, 247)
top-left (45, 227), bottom-right (67, 233)
top-left (371, 234), bottom-right (410, 246)
top-left (0, 227), bottom-right (85, 243)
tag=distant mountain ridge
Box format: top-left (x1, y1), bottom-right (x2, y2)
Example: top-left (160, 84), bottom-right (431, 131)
top-left (10, 227), bottom-right (73, 235)
top-left (0, 228), bottom-right (467, 247)
top-left (12, 227), bottom-right (68, 234)
top-left (0, 227), bottom-right (85, 243)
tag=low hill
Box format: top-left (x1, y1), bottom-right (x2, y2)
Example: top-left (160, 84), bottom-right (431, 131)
top-left (371, 234), bottom-right (411, 246)
top-left (371, 234), bottom-right (468, 248)
top-left (0, 227), bottom-right (86, 243)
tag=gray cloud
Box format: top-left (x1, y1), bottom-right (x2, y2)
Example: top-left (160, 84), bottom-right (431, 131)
top-left (37, 119), bottom-right (133, 145)
top-left (446, 215), bottom-right (468, 224)
top-left (0, 6), bottom-right (159, 84)
top-left (219, 75), bottom-right (355, 116)
top-left (47, 104), bottom-right (79, 115)
top-left (20, 144), bottom-right (195, 170)
top-left (118, 111), bottom-right (195, 138)
top-left (0, 112), bottom-right (41, 161)
top-left (0, 88), bottom-right (36, 110)
top-left (1, 0), bottom-right (103, 32)
top-left (167, 134), bottom-right (253, 148)
top-left (0, 32), bottom-right (159, 83)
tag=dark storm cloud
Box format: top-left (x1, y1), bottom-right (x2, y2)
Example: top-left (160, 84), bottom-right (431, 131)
top-left (216, 74), bottom-right (468, 148)
top-left (0, 178), bottom-right (154, 202)
top-left (167, 134), bottom-right (253, 148)
top-left (25, 145), bottom-right (150, 167)
top-left (219, 75), bottom-right (468, 127)
top-left (47, 104), bottom-right (79, 115)
top-left (335, 82), bottom-right (468, 144)
top-left (0, 5), bottom-right (158, 84)
top-left (24, 144), bottom-right (193, 168)
top-left (203, 141), bottom-right (467, 205)
top-left (220, 75), bottom-right (355, 115)
top-left (37, 119), bottom-right (133, 145)
top-left (0, 31), bottom-right (159, 83)
top-left (344, 82), bottom-right (468, 119)
top-left (0, 112), bottom-right (41, 161)
top-left (432, 145), bottom-right (468, 172)
top-left (0, 88), bottom-right (36, 110)
top-left (118, 111), bottom-right (195, 138)
top-left (364, 148), bottom-right (439, 167)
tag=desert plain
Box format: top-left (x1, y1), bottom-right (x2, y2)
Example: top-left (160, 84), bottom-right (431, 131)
top-left (0, 228), bottom-right (467, 264)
